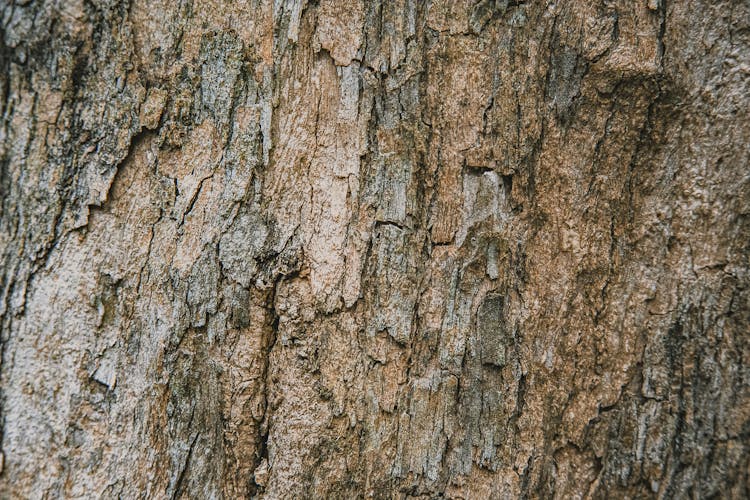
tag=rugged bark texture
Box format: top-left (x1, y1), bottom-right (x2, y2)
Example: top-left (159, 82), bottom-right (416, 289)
top-left (1, 0), bottom-right (749, 498)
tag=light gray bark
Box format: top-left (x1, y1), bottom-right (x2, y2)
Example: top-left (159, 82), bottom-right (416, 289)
top-left (1, 0), bottom-right (749, 498)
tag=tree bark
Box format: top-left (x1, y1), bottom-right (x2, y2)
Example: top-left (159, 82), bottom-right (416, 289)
top-left (1, 0), bottom-right (749, 498)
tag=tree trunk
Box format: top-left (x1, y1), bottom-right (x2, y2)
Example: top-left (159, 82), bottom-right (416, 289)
top-left (1, 0), bottom-right (748, 498)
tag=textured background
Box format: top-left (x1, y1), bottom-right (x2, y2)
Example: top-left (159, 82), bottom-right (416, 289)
top-left (1, 0), bottom-right (749, 497)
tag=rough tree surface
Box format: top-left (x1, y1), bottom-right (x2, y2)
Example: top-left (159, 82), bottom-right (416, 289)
top-left (1, 0), bottom-right (749, 498)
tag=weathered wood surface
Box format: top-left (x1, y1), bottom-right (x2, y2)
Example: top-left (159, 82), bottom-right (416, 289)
top-left (1, 0), bottom-right (748, 497)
